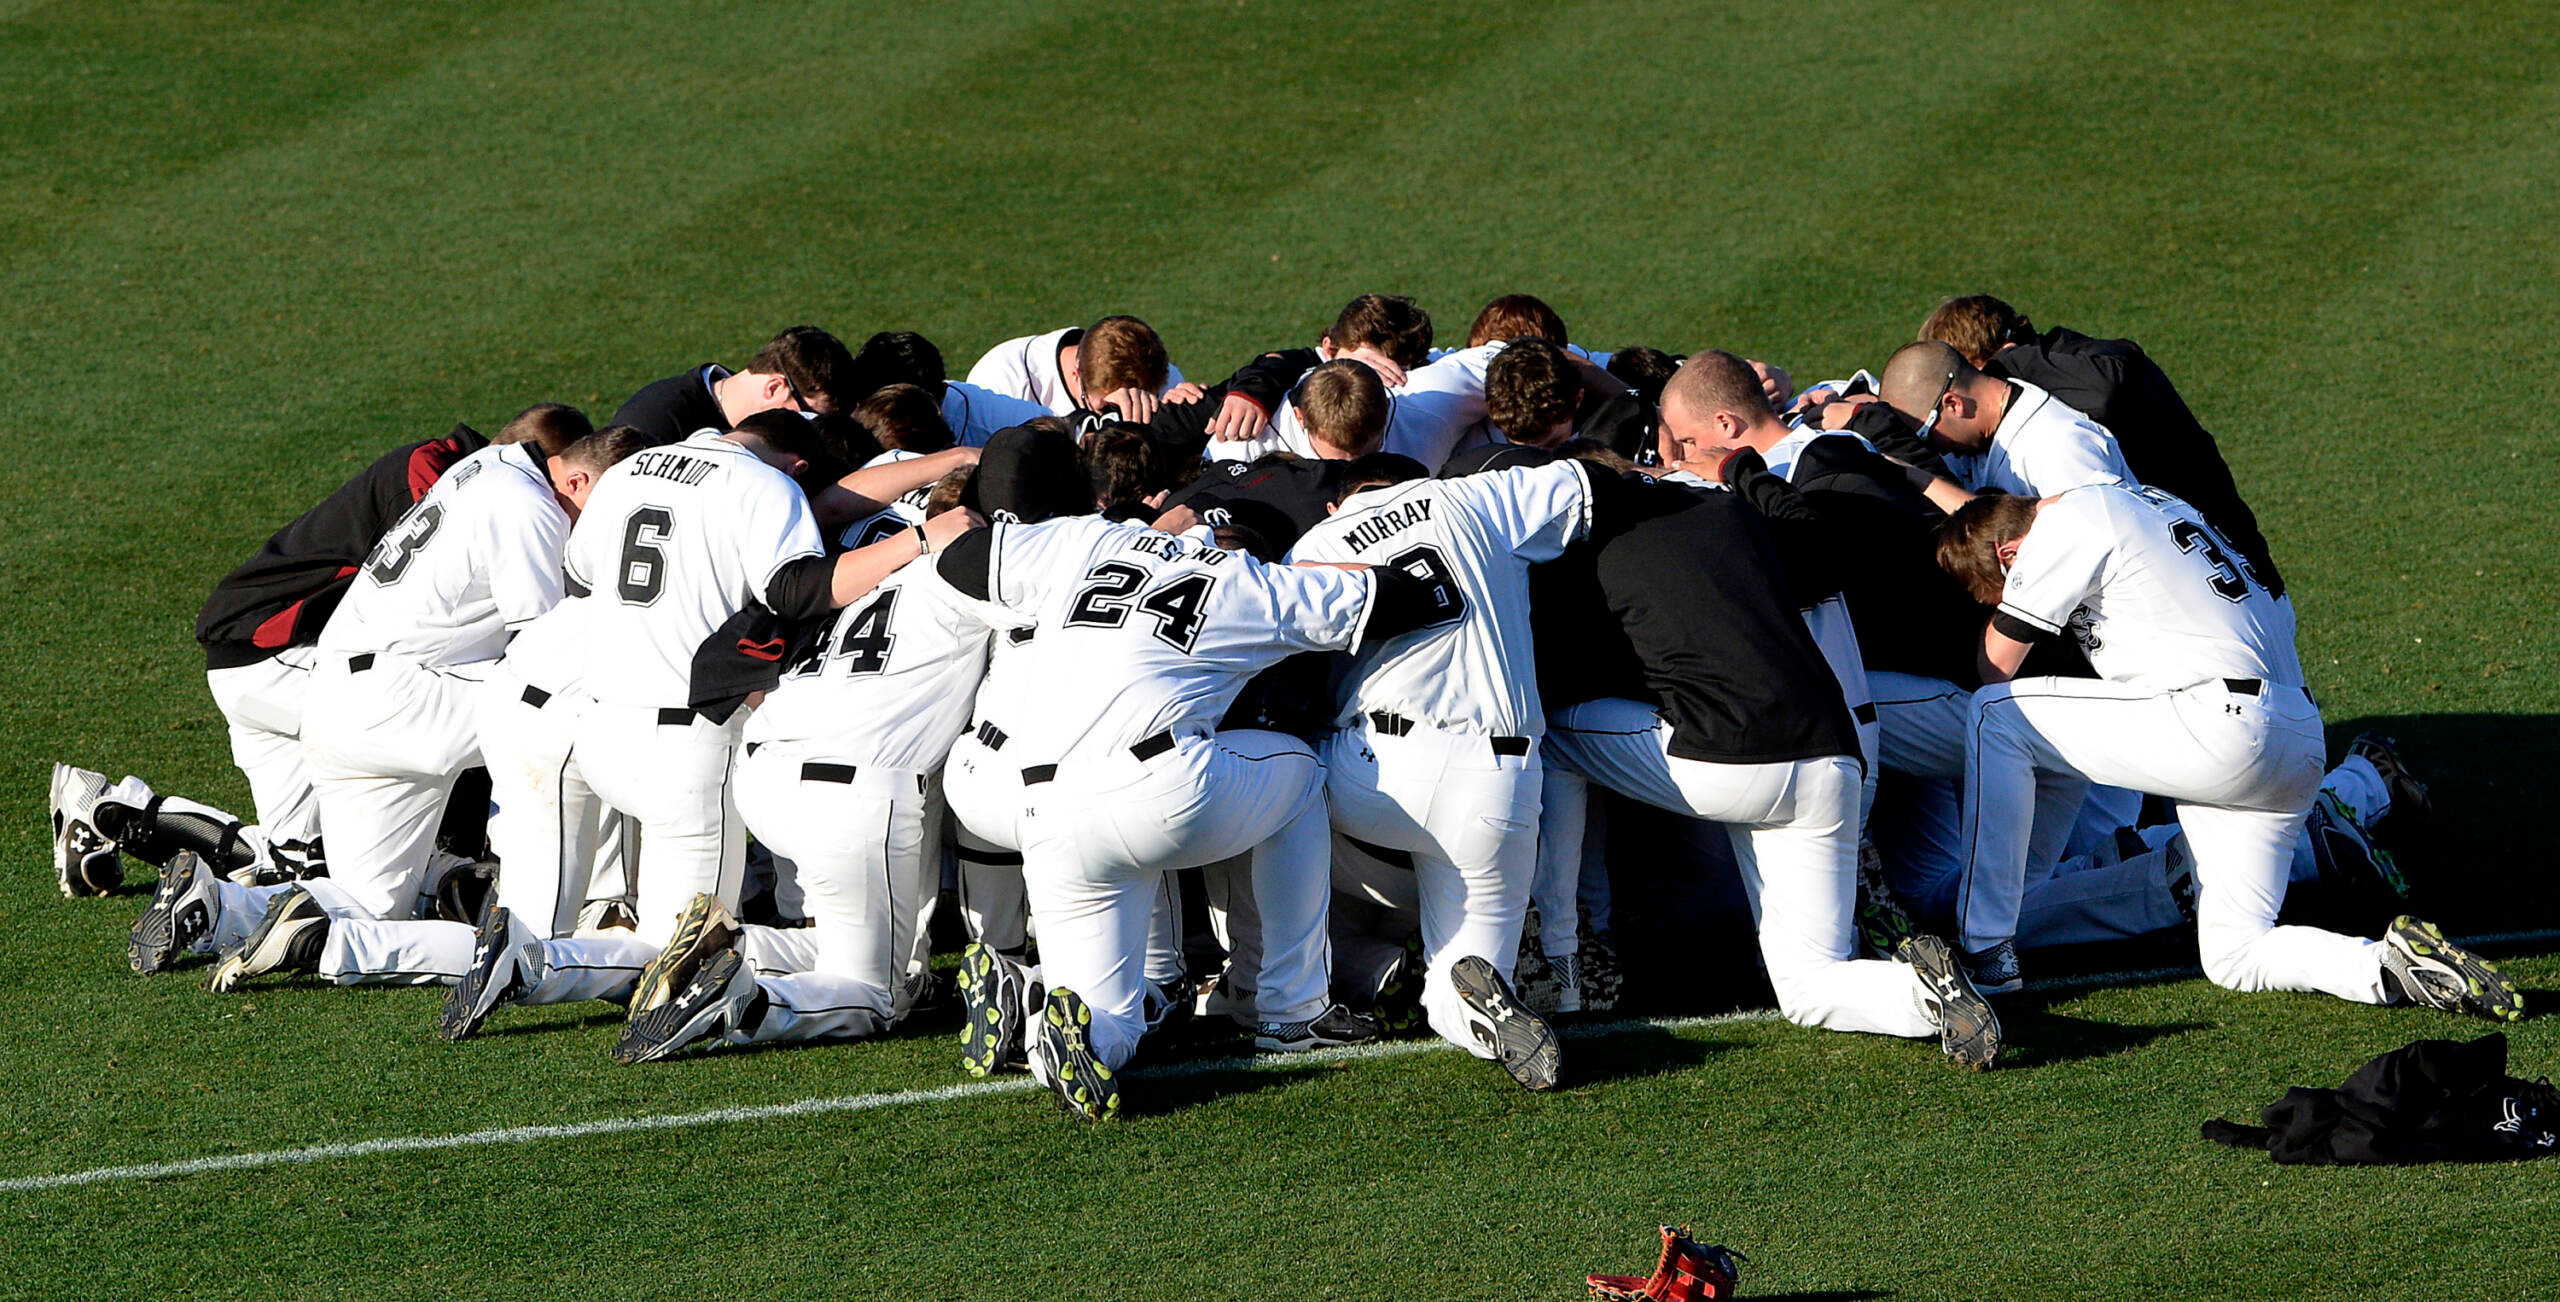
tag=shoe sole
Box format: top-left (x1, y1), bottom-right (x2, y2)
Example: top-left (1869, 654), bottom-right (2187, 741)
top-left (629, 893), bottom-right (736, 1016)
top-left (614, 952), bottom-right (752, 1065)
top-left (1041, 988), bottom-right (1120, 1122)
top-left (1448, 956), bottom-right (1562, 1092)
top-left (1905, 937), bottom-right (2001, 1070)
top-left (208, 889), bottom-right (324, 992)
top-left (956, 943), bottom-right (1022, 1077)
top-left (1255, 1026), bottom-right (1381, 1053)
top-left (2391, 916), bottom-right (2523, 1022)
top-left (440, 907), bottom-right (521, 1041)
top-left (129, 853), bottom-right (212, 974)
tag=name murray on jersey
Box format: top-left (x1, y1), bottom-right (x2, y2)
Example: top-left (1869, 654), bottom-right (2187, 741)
top-left (628, 449), bottom-right (720, 486)
top-left (1334, 498), bottom-right (1435, 555)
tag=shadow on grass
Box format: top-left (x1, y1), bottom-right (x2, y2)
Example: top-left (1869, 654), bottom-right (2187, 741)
top-left (1117, 1060), bottom-right (1333, 1119)
top-left (1757, 1292), bottom-right (1890, 1301)
top-left (1989, 1003), bottom-right (2210, 1069)
top-left (1565, 1023), bottom-right (1727, 1087)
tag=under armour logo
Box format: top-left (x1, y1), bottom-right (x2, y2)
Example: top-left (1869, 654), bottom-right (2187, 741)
top-left (990, 509), bottom-right (1022, 524)
top-left (1202, 507), bottom-right (1234, 526)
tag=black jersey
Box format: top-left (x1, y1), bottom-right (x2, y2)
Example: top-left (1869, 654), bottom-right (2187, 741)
top-left (610, 364), bottom-right (729, 447)
top-left (195, 425), bottom-right (489, 670)
top-left (1546, 476), bottom-right (1859, 765)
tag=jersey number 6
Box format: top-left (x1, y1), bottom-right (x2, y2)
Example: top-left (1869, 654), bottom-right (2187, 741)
top-left (618, 507), bottom-right (674, 605)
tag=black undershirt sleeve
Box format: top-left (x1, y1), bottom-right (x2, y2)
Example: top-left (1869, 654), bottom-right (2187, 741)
top-left (763, 553), bottom-right (838, 622)
top-left (1361, 564), bottom-right (1462, 645)
top-left (935, 526), bottom-right (997, 602)
top-left (1990, 609), bottom-right (2056, 644)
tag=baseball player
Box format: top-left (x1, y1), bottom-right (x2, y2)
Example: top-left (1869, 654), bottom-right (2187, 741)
top-left (1287, 447), bottom-right (1617, 1092)
top-left (1536, 460), bottom-right (2001, 1068)
top-left (611, 482), bottom-right (995, 1062)
top-left (965, 315), bottom-right (1187, 421)
top-left (182, 425), bottom-right (644, 990)
top-left (611, 325), bottom-right (858, 444)
top-left (1877, 340), bottom-right (2134, 498)
top-left (438, 413), bottom-right (979, 1042)
top-left (1212, 341), bottom-right (1502, 471)
top-left (1936, 486), bottom-right (2519, 1021)
top-left (932, 507), bottom-right (1454, 1121)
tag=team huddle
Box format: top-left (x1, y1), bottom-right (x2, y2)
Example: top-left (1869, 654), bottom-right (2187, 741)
top-left (46, 291), bottom-right (2519, 1122)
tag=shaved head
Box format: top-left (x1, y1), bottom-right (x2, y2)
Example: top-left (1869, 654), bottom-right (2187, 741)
top-left (1879, 340), bottom-right (1974, 423)
top-left (1658, 349), bottom-right (1772, 427)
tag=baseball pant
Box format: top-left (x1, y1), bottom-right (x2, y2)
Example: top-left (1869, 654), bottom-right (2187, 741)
top-left (1547, 698), bottom-right (1936, 1039)
top-left (728, 743), bottom-right (934, 1043)
top-left (300, 653), bottom-right (483, 921)
top-left (513, 700), bottom-right (746, 1006)
top-left (1323, 716), bottom-right (1541, 1059)
top-left (204, 647), bottom-right (322, 847)
top-left (1961, 676), bottom-right (2385, 1002)
top-left (1804, 596), bottom-right (1879, 823)
top-left (1327, 832), bottom-right (1418, 1004)
top-left (1870, 671), bottom-right (2104, 927)
top-left (1018, 730), bottom-right (1329, 1074)
top-left (1529, 765), bottom-right (1597, 961)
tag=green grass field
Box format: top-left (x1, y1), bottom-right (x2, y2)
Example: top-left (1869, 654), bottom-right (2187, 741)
top-left (7, 2), bottom-right (2560, 1297)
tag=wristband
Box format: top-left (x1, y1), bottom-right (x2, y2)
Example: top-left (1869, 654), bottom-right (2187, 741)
top-left (912, 524), bottom-right (931, 556)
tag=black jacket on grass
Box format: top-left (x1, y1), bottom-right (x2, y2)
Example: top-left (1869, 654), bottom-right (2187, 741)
top-left (2205, 1033), bottom-right (2560, 1165)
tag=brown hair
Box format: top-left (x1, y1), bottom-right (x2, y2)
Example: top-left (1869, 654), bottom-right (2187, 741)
top-left (1078, 421), bottom-right (1159, 510)
top-left (853, 383), bottom-right (954, 453)
top-left (1466, 293), bottom-right (1567, 348)
top-left (1293, 359), bottom-right (1390, 454)
top-left (493, 403), bottom-right (594, 458)
top-left (1919, 295), bottom-right (2029, 367)
top-left (924, 465), bottom-right (973, 519)
top-left (1935, 492), bottom-right (2041, 604)
top-left (747, 325), bottom-right (859, 414)
top-left (1557, 437), bottom-right (1641, 477)
top-left (1485, 338), bottom-right (1581, 439)
top-left (557, 424), bottom-right (647, 475)
top-left (1077, 315), bottom-right (1171, 399)
top-left (1325, 294), bottom-right (1434, 368)
top-left (1658, 349), bottom-right (1772, 425)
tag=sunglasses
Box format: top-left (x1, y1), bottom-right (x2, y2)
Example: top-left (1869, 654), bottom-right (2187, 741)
top-left (1911, 368), bottom-right (1958, 444)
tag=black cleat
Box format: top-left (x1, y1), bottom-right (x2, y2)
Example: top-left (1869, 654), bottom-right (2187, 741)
top-left (1256, 1003), bottom-right (1383, 1052)
top-left (1902, 935), bottom-right (2001, 1070)
top-left (441, 906), bottom-right (533, 1041)
top-left (614, 950), bottom-right (761, 1064)
top-left (130, 851), bottom-right (219, 974)
top-left (49, 764), bottom-right (125, 898)
top-left (207, 885), bottom-right (327, 991)
top-left (1448, 955), bottom-right (1562, 1092)
top-left (1035, 986), bottom-right (1120, 1122)
top-left (2349, 733), bottom-right (2432, 840)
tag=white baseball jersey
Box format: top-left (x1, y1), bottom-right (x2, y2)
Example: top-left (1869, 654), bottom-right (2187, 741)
top-left (842, 449), bottom-right (936, 537)
top-left (1209, 343), bottom-right (1503, 469)
top-left (940, 380), bottom-right (1051, 447)
top-left (964, 327), bottom-right (1186, 417)
top-left (1287, 461), bottom-right (1593, 736)
top-left (743, 561), bottom-right (992, 772)
top-left (318, 442), bottom-right (567, 668)
top-left (513, 431), bottom-right (820, 707)
top-left (941, 515), bottom-right (1376, 766)
top-left (1945, 379), bottom-right (2136, 498)
top-left (1998, 484), bottom-right (2302, 691)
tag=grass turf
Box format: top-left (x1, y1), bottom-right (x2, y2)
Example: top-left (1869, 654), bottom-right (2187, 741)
top-left (4, 1), bottom-right (2559, 1297)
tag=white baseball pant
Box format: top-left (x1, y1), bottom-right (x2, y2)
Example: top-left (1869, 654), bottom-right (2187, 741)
top-left (728, 743), bottom-right (935, 1043)
top-left (1546, 698), bottom-right (1936, 1039)
top-left (1960, 676), bottom-right (2385, 1002)
top-left (1323, 716), bottom-right (1541, 1059)
top-left (299, 653), bottom-right (482, 921)
top-left (1803, 596), bottom-right (1879, 822)
top-left (1018, 729), bottom-right (1329, 1074)
top-left (204, 647), bottom-right (322, 847)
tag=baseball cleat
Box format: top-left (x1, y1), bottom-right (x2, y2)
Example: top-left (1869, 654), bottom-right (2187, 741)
top-left (207, 885), bottom-right (328, 991)
top-left (627, 892), bottom-right (739, 1018)
top-left (49, 763), bottom-right (125, 898)
top-left (1257, 1003), bottom-right (1384, 1052)
top-left (1958, 939), bottom-right (2023, 996)
top-left (1902, 935), bottom-right (2001, 1070)
top-left (441, 906), bottom-right (537, 1041)
top-left (613, 950), bottom-right (762, 1065)
top-left (2382, 916), bottom-right (2523, 1023)
top-left (1370, 930), bottom-right (1427, 1035)
top-left (129, 851), bottom-right (221, 974)
top-left (1855, 838), bottom-right (1921, 959)
top-left (2348, 732), bottom-right (2432, 837)
top-left (1448, 955), bottom-right (1563, 1092)
top-left (2307, 789), bottom-right (2408, 902)
top-left (1547, 951), bottom-right (1585, 1015)
top-left (1578, 921), bottom-right (1624, 1013)
top-left (1035, 986), bottom-right (1121, 1122)
top-left (956, 942), bottom-right (1029, 1077)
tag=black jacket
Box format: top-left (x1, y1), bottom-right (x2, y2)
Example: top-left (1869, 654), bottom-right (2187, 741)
top-left (2205, 1033), bottom-right (2558, 1165)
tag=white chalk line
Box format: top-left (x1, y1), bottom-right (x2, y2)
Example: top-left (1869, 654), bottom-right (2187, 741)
top-left (8, 927), bottom-right (2556, 1194)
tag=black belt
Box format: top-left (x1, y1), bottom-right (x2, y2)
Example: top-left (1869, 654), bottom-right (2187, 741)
top-left (348, 653), bottom-right (376, 673)
top-left (658, 707), bottom-right (696, 726)
top-left (521, 685), bottom-right (551, 708)
top-left (1853, 702), bottom-right (1877, 725)
top-left (976, 721), bottom-right (1008, 751)
top-left (1022, 730), bottom-right (1176, 785)
top-left (1369, 711), bottom-right (1530, 757)
top-left (802, 762), bottom-right (858, 784)
top-left (2222, 678), bottom-right (2261, 696)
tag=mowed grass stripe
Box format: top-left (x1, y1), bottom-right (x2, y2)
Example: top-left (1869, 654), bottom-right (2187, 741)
top-left (14, 934), bottom-right (2552, 1195)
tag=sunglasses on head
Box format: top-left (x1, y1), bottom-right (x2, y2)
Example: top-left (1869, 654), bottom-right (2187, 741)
top-left (1911, 368), bottom-right (1958, 443)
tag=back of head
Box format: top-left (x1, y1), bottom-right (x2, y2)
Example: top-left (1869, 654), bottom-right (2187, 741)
top-left (1294, 358), bottom-right (1391, 455)
top-left (848, 330), bottom-right (947, 401)
top-left (1879, 340), bottom-right (1975, 422)
top-left (854, 383), bottom-right (955, 454)
top-left (1439, 442), bottom-right (1555, 479)
top-left (1077, 315), bottom-right (1170, 398)
top-left (732, 408), bottom-right (832, 470)
top-left (1327, 293), bottom-right (1434, 368)
top-left (494, 402), bottom-right (594, 458)
top-left (971, 424), bottom-right (1093, 523)
top-left (1935, 492), bottom-right (2040, 604)
top-left (558, 424), bottom-right (649, 476)
top-left (1337, 451), bottom-right (1429, 499)
top-left (923, 465), bottom-right (974, 519)
top-left (1079, 421), bottom-right (1159, 509)
top-left (1604, 346), bottom-right (1681, 406)
top-left (808, 410), bottom-right (884, 470)
top-left (1486, 338), bottom-right (1583, 439)
top-left (748, 325), bottom-right (859, 413)
top-left (1659, 349), bottom-right (1774, 431)
top-left (1557, 437), bottom-right (1642, 478)
top-left (1919, 295), bottom-right (2029, 368)
top-left (1466, 293), bottom-right (1567, 349)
